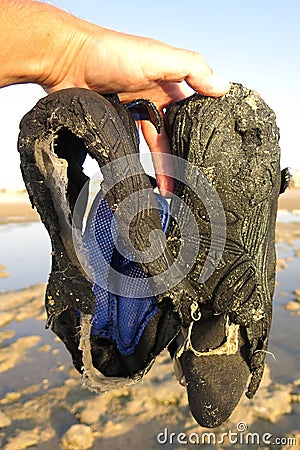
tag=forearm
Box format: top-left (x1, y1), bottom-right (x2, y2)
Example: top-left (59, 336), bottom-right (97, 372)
top-left (0, 0), bottom-right (91, 89)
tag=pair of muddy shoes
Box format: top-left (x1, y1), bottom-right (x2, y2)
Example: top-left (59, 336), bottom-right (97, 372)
top-left (18, 83), bottom-right (285, 427)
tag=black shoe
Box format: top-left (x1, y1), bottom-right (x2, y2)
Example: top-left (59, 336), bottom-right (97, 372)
top-left (165, 83), bottom-right (282, 427)
top-left (169, 309), bottom-right (251, 428)
top-left (18, 88), bottom-right (180, 391)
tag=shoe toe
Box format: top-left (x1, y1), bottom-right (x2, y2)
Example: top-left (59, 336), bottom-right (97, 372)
top-left (179, 314), bottom-right (250, 427)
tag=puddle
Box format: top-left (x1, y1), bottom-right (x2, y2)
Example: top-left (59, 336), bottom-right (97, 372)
top-left (0, 222), bottom-right (75, 398)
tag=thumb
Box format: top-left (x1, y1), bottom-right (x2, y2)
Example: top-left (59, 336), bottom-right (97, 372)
top-left (185, 51), bottom-right (230, 97)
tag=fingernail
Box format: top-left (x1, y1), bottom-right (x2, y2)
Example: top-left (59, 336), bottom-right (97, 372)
top-left (205, 73), bottom-right (231, 95)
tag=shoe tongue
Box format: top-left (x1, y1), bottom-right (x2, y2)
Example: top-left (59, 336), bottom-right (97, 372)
top-left (189, 314), bottom-right (227, 351)
top-left (82, 190), bottom-right (169, 354)
top-left (125, 99), bottom-right (162, 134)
top-left (84, 188), bottom-right (169, 258)
top-left (83, 190), bottom-right (170, 282)
top-left (279, 167), bottom-right (291, 194)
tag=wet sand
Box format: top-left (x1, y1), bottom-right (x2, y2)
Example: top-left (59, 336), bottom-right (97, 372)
top-left (1, 186), bottom-right (300, 223)
top-left (278, 187), bottom-right (300, 211)
top-left (0, 190), bottom-right (39, 224)
top-left (0, 188), bottom-right (299, 449)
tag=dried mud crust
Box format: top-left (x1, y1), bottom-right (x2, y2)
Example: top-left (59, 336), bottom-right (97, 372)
top-left (165, 83), bottom-right (281, 397)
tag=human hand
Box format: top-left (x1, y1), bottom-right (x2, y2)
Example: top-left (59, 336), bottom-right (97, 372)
top-left (45, 28), bottom-right (230, 195)
top-left (1, 1), bottom-right (230, 195)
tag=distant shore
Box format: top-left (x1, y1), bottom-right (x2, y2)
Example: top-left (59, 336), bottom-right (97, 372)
top-left (0, 190), bottom-right (39, 224)
top-left (278, 187), bottom-right (300, 211)
top-left (0, 187), bottom-right (299, 225)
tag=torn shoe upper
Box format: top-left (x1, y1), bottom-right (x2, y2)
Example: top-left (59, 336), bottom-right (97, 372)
top-left (18, 88), bottom-right (181, 391)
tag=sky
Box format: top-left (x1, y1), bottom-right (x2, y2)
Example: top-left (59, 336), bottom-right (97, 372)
top-left (0, 0), bottom-right (299, 189)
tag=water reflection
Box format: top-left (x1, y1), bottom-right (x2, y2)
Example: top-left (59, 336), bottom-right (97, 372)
top-left (0, 215), bottom-right (299, 292)
top-left (268, 238), bottom-right (300, 383)
top-left (0, 222), bottom-right (51, 292)
top-left (277, 210), bottom-right (300, 222)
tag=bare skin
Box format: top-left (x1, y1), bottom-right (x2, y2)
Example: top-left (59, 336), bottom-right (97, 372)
top-left (0, 0), bottom-right (230, 195)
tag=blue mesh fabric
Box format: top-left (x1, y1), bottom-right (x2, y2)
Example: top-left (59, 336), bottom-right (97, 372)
top-left (82, 191), bottom-right (169, 355)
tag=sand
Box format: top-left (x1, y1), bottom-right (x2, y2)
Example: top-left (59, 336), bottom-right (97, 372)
top-left (0, 187), bottom-right (299, 449)
top-left (0, 190), bottom-right (39, 224)
top-left (0, 187), bottom-right (299, 224)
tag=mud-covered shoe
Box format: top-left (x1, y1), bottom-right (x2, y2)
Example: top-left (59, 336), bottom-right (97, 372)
top-left (169, 308), bottom-right (251, 428)
top-left (165, 83), bottom-right (282, 427)
top-left (18, 87), bottom-right (180, 391)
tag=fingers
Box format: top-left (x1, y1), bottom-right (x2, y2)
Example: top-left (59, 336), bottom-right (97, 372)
top-left (161, 48), bottom-right (230, 97)
top-left (185, 52), bottom-right (230, 97)
top-left (188, 71), bottom-right (231, 97)
top-left (132, 71), bottom-right (229, 197)
top-left (129, 39), bottom-right (230, 98)
top-left (140, 120), bottom-right (174, 198)
top-left (87, 32), bottom-right (230, 99)
top-left (120, 80), bottom-right (192, 110)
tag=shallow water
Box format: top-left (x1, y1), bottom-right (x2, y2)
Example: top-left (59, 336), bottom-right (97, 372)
top-left (276, 210), bottom-right (300, 222)
top-left (0, 222), bottom-right (51, 292)
top-left (268, 238), bottom-right (300, 384)
top-left (0, 215), bottom-right (299, 292)
top-left (0, 221), bottom-right (299, 388)
top-left (0, 220), bottom-right (299, 450)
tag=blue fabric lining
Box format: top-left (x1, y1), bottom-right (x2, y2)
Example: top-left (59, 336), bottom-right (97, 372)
top-left (82, 190), bottom-right (169, 355)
